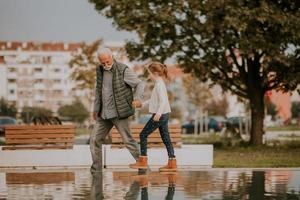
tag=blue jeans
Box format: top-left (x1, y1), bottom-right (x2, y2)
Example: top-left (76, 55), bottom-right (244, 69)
top-left (140, 113), bottom-right (175, 158)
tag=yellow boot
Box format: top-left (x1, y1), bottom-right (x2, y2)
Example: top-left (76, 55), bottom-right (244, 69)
top-left (129, 156), bottom-right (148, 169)
top-left (159, 158), bottom-right (177, 172)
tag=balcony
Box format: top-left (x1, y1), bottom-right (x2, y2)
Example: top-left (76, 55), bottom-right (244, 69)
top-left (34, 95), bottom-right (46, 101)
top-left (7, 72), bottom-right (17, 79)
top-left (34, 83), bottom-right (45, 90)
top-left (7, 95), bottom-right (17, 101)
top-left (33, 72), bottom-right (47, 79)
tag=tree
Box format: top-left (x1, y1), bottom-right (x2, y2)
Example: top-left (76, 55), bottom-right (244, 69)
top-left (0, 98), bottom-right (17, 118)
top-left (69, 40), bottom-right (102, 108)
top-left (89, 0), bottom-right (300, 145)
top-left (206, 97), bottom-right (229, 117)
top-left (182, 74), bottom-right (212, 111)
top-left (21, 106), bottom-right (53, 124)
top-left (57, 99), bottom-right (89, 124)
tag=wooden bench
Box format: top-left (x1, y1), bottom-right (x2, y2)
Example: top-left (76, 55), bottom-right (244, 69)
top-left (2, 125), bottom-right (75, 150)
top-left (111, 124), bottom-right (182, 148)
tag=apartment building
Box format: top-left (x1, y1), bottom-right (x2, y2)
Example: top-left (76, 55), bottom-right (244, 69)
top-left (0, 41), bottom-right (130, 114)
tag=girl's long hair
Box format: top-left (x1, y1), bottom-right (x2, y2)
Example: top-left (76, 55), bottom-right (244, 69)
top-left (148, 62), bottom-right (171, 82)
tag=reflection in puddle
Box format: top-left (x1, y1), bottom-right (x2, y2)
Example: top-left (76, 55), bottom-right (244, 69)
top-left (0, 170), bottom-right (299, 199)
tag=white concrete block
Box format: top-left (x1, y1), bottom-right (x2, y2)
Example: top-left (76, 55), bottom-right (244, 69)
top-left (104, 144), bottom-right (213, 169)
top-left (0, 145), bottom-right (213, 169)
top-left (0, 145), bottom-right (94, 168)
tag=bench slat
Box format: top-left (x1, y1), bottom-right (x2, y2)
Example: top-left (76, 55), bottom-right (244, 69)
top-left (111, 143), bottom-right (181, 148)
top-left (110, 124), bottom-right (182, 148)
top-left (3, 125), bottom-right (75, 130)
top-left (6, 138), bottom-right (74, 145)
top-left (126, 124), bottom-right (181, 128)
top-left (111, 129), bottom-right (181, 132)
top-left (3, 125), bottom-right (75, 150)
top-left (112, 138), bottom-right (181, 143)
top-left (5, 133), bottom-right (74, 139)
top-left (111, 133), bottom-right (181, 138)
top-left (2, 145), bottom-right (73, 150)
top-left (5, 130), bottom-right (75, 135)
top-left (111, 131), bottom-right (182, 135)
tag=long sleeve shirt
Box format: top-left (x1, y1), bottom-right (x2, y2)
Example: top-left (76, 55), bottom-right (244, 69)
top-left (142, 77), bottom-right (171, 115)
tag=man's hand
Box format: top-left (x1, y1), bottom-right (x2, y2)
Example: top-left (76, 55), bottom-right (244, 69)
top-left (132, 100), bottom-right (142, 108)
top-left (92, 112), bottom-right (97, 121)
top-left (153, 114), bottom-right (161, 122)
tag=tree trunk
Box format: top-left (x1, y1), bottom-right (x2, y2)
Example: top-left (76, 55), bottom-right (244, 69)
top-left (249, 90), bottom-right (265, 145)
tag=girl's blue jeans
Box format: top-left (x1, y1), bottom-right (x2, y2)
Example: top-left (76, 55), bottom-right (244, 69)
top-left (139, 113), bottom-right (175, 158)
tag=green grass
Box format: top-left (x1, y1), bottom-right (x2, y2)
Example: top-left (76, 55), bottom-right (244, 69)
top-left (266, 125), bottom-right (300, 131)
top-left (182, 134), bottom-right (300, 168)
top-left (214, 146), bottom-right (300, 168)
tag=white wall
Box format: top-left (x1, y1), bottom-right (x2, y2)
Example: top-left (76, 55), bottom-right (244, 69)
top-left (0, 64), bottom-right (7, 98)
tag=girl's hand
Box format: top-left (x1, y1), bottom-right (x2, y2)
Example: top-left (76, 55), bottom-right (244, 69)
top-left (153, 114), bottom-right (161, 121)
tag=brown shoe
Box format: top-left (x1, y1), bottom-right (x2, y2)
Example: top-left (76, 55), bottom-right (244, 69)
top-left (129, 156), bottom-right (148, 169)
top-left (159, 158), bottom-right (177, 172)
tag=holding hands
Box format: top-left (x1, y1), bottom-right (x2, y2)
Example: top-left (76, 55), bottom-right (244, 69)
top-left (132, 100), bottom-right (142, 108)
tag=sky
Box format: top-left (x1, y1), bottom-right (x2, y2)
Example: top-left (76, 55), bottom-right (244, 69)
top-left (0, 0), bottom-right (137, 43)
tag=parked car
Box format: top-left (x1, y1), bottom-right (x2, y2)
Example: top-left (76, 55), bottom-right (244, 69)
top-left (226, 116), bottom-right (246, 129)
top-left (182, 116), bottom-right (226, 134)
top-left (0, 116), bottom-right (17, 136)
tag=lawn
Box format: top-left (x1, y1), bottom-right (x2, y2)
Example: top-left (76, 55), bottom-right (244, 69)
top-left (266, 125), bottom-right (300, 131)
top-left (213, 147), bottom-right (300, 168)
top-left (182, 134), bottom-right (300, 168)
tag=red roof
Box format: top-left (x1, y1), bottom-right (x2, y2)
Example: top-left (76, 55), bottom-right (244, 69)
top-left (0, 41), bottom-right (81, 52)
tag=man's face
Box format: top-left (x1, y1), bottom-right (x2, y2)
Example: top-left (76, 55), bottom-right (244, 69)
top-left (98, 54), bottom-right (113, 70)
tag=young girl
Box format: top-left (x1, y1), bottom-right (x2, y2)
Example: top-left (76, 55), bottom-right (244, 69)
top-left (129, 62), bottom-right (177, 172)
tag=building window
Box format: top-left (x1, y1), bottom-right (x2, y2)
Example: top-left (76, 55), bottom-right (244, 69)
top-left (9, 89), bottom-right (15, 94)
top-left (53, 79), bottom-right (61, 84)
top-left (53, 68), bottom-right (60, 73)
top-left (34, 79), bottom-right (43, 83)
top-left (8, 67), bottom-right (17, 72)
top-left (34, 68), bottom-right (43, 72)
top-left (8, 79), bottom-right (16, 83)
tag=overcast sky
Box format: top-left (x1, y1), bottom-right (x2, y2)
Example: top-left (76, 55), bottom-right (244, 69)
top-left (0, 0), bottom-right (137, 43)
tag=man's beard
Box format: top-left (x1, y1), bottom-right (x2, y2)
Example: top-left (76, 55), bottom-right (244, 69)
top-left (103, 63), bottom-right (113, 70)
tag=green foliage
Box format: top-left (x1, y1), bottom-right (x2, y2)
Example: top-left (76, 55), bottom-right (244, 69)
top-left (57, 99), bottom-right (89, 123)
top-left (206, 97), bottom-right (229, 117)
top-left (89, 0), bottom-right (300, 145)
top-left (0, 98), bottom-right (17, 118)
top-left (69, 40), bottom-right (102, 103)
top-left (182, 74), bottom-right (212, 108)
top-left (89, 0), bottom-right (300, 92)
top-left (21, 106), bottom-right (53, 124)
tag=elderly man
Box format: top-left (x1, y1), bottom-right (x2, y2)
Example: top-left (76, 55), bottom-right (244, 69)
top-left (90, 47), bottom-right (144, 173)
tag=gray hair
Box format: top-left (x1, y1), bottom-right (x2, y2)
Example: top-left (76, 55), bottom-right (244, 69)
top-left (97, 47), bottom-right (113, 58)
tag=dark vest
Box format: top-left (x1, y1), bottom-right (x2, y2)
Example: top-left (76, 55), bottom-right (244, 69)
top-left (96, 61), bottom-right (135, 119)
